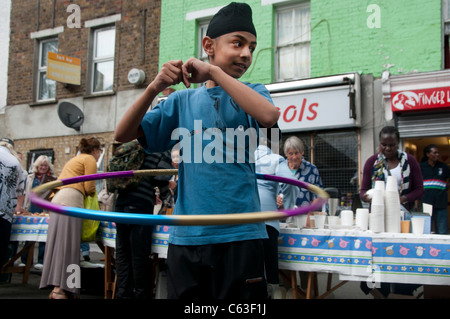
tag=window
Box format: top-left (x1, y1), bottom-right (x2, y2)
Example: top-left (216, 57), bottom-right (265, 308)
top-left (275, 3), bottom-right (311, 81)
top-left (92, 26), bottom-right (116, 93)
top-left (282, 130), bottom-right (359, 205)
top-left (198, 20), bottom-right (210, 63)
top-left (37, 38), bottom-right (58, 101)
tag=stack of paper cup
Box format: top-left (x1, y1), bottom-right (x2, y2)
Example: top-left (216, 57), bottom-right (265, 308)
top-left (340, 210), bottom-right (354, 227)
top-left (369, 189), bottom-right (384, 232)
top-left (385, 176), bottom-right (401, 233)
top-left (355, 208), bottom-right (369, 231)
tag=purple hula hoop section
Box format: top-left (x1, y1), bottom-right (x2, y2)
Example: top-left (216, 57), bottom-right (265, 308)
top-left (29, 170), bottom-right (327, 225)
top-left (255, 173), bottom-right (324, 217)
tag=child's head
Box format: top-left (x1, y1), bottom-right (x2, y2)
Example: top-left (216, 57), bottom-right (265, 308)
top-left (206, 2), bottom-right (256, 40)
top-left (203, 2), bottom-right (257, 78)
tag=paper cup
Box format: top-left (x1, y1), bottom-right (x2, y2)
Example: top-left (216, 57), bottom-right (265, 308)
top-left (327, 216), bottom-right (340, 228)
top-left (386, 176), bottom-right (398, 192)
top-left (314, 214), bottom-right (326, 229)
top-left (340, 210), bottom-right (354, 226)
top-left (374, 180), bottom-right (385, 191)
top-left (411, 217), bottom-right (424, 235)
top-left (355, 208), bottom-right (369, 230)
top-left (401, 220), bottom-right (410, 233)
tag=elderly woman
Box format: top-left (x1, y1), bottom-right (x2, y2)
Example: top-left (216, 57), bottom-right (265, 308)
top-left (20, 155), bottom-right (56, 269)
top-left (282, 136), bottom-right (323, 207)
top-left (40, 137), bottom-right (102, 299)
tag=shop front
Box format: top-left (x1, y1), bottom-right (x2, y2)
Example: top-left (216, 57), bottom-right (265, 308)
top-left (385, 70), bottom-right (450, 231)
top-left (266, 73), bottom-right (362, 208)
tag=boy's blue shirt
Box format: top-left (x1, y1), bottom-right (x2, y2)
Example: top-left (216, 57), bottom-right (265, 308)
top-left (139, 83), bottom-right (273, 245)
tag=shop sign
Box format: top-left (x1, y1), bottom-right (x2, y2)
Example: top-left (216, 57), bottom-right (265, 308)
top-left (47, 52), bottom-right (81, 85)
top-left (391, 86), bottom-right (450, 113)
top-left (270, 86), bottom-right (356, 132)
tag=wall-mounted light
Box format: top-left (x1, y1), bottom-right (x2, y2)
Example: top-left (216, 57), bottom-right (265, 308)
top-left (128, 68), bottom-right (146, 85)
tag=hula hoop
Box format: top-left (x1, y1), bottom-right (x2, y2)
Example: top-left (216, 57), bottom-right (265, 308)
top-left (29, 169), bottom-right (328, 226)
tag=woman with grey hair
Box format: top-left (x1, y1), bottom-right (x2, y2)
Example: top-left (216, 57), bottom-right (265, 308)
top-left (282, 136), bottom-right (323, 207)
top-left (21, 155), bottom-right (56, 269)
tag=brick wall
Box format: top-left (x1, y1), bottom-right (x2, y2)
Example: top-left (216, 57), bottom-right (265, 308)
top-left (7, 0), bottom-right (161, 173)
top-left (14, 132), bottom-right (116, 176)
top-left (8, 0), bottom-right (161, 105)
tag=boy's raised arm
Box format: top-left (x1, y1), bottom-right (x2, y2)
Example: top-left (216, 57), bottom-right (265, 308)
top-left (114, 60), bottom-right (186, 142)
top-left (182, 58), bottom-right (279, 128)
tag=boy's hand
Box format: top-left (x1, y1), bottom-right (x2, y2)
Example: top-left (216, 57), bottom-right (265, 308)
top-left (182, 57), bottom-right (212, 88)
top-left (151, 60), bottom-right (185, 92)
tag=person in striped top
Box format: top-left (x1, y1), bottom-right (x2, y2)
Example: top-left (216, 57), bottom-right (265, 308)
top-left (420, 144), bottom-right (450, 234)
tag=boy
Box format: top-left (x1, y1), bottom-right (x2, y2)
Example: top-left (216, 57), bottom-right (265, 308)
top-left (115, 2), bottom-right (279, 299)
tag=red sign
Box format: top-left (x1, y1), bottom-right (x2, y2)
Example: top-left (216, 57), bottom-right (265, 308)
top-left (391, 86), bottom-right (450, 113)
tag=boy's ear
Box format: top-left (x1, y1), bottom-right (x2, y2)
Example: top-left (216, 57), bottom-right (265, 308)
top-left (202, 36), bottom-right (215, 57)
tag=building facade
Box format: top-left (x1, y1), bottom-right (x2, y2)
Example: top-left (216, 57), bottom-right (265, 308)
top-left (1, 0), bottom-right (449, 221)
top-left (0, 0), bottom-right (161, 175)
top-left (159, 0), bottom-right (450, 213)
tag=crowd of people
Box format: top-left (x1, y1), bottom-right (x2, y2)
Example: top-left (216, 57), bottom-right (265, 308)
top-left (1, 2), bottom-right (449, 300)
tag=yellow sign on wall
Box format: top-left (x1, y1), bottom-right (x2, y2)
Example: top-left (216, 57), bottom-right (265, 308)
top-left (47, 52), bottom-right (81, 85)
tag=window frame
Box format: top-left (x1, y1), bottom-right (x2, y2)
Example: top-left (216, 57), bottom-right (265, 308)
top-left (90, 25), bottom-right (116, 94)
top-left (36, 37), bottom-right (58, 102)
top-left (274, 2), bottom-right (311, 82)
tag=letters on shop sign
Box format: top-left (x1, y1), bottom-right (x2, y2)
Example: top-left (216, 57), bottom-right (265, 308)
top-left (277, 98), bottom-right (319, 123)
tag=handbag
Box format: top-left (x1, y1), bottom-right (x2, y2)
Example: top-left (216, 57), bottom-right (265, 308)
top-left (81, 192), bottom-right (100, 242)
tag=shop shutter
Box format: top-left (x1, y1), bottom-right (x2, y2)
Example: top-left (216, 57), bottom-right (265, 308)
top-left (396, 112), bottom-right (450, 138)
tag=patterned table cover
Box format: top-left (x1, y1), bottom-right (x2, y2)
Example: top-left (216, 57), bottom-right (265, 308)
top-left (11, 217), bottom-right (450, 286)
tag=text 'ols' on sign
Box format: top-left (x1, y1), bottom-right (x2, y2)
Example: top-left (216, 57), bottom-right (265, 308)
top-left (46, 52), bottom-right (81, 85)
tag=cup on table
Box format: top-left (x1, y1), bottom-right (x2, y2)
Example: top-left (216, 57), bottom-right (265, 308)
top-left (411, 217), bottom-right (424, 235)
top-left (401, 220), bottom-right (410, 233)
top-left (314, 213), bottom-right (327, 229)
top-left (340, 210), bottom-right (354, 227)
top-left (327, 216), bottom-right (340, 228)
top-left (355, 208), bottom-right (369, 231)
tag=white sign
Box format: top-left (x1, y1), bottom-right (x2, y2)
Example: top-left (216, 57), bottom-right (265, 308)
top-left (270, 86), bottom-right (357, 132)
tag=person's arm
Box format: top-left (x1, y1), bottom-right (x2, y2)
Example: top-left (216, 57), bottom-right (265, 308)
top-left (84, 156), bottom-right (98, 196)
top-left (115, 60), bottom-right (185, 142)
top-left (360, 155), bottom-right (374, 202)
top-left (402, 155), bottom-right (424, 203)
top-left (182, 58), bottom-right (279, 128)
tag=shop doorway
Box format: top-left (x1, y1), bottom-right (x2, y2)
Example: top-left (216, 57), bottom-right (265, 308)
top-left (403, 136), bottom-right (450, 233)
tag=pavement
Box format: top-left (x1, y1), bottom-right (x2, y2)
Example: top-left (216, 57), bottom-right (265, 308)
top-left (0, 243), bottom-right (425, 300)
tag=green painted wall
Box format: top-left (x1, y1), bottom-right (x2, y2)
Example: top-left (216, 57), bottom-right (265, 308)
top-left (159, 0), bottom-right (443, 89)
top-left (311, 0), bottom-right (442, 78)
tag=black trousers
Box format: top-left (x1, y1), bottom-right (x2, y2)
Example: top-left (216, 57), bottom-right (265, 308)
top-left (167, 239), bottom-right (267, 299)
top-left (115, 205), bottom-right (154, 299)
top-left (263, 225), bottom-right (279, 284)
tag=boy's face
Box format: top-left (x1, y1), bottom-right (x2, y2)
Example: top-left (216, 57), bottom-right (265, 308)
top-left (208, 31), bottom-right (257, 79)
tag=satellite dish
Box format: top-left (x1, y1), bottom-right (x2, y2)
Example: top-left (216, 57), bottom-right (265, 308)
top-left (57, 102), bottom-right (84, 131)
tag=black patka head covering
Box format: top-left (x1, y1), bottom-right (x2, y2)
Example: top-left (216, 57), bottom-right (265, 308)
top-left (206, 2), bottom-right (257, 39)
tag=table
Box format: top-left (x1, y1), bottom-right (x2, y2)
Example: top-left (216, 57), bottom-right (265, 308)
top-left (1, 215), bottom-right (49, 283)
top-left (9, 216), bottom-right (450, 298)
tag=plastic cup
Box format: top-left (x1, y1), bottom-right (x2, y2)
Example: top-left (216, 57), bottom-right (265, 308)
top-left (401, 220), bottom-right (410, 233)
top-left (411, 218), bottom-right (424, 235)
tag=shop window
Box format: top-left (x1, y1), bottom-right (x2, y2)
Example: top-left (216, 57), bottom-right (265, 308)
top-left (275, 3), bottom-right (311, 81)
top-left (36, 38), bottom-right (58, 102)
top-left (282, 130), bottom-right (359, 205)
top-left (91, 26), bottom-right (116, 93)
